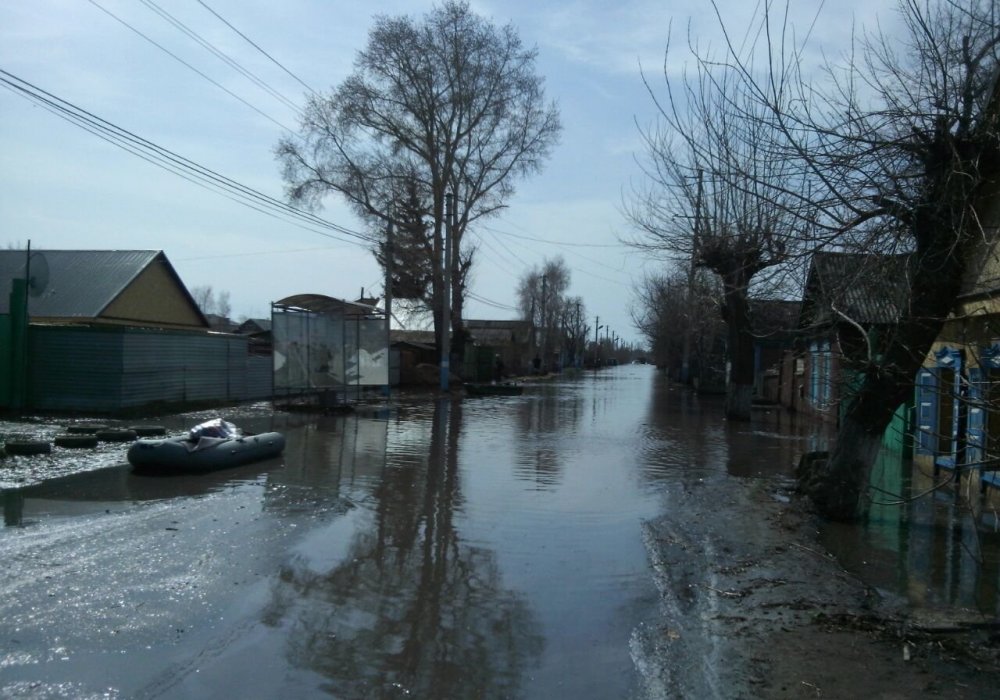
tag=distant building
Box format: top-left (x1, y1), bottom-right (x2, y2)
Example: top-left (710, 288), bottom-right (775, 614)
top-left (236, 318), bottom-right (273, 355)
top-left (464, 319), bottom-right (533, 380)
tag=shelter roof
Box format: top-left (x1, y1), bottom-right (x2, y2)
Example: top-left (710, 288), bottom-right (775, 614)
top-left (272, 294), bottom-right (383, 317)
top-left (0, 249), bottom-right (207, 325)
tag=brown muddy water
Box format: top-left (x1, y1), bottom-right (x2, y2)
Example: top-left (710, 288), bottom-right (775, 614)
top-left (1, 365), bottom-right (999, 698)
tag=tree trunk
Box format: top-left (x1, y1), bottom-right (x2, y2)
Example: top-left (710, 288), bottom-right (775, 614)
top-left (723, 278), bottom-right (754, 421)
top-left (431, 204), bottom-right (445, 356)
top-left (800, 410), bottom-right (887, 520)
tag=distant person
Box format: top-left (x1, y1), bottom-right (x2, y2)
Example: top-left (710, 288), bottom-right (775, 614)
top-left (494, 355), bottom-right (505, 383)
top-left (532, 355), bottom-right (541, 374)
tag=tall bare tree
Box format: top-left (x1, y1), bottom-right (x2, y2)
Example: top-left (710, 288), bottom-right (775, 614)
top-left (517, 257), bottom-right (571, 368)
top-left (631, 268), bottom-right (726, 382)
top-left (703, 0), bottom-right (1000, 518)
top-left (626, 48), bottom-right (811, 419)
top-left (277, 1), bottom-right (561, 355)
top-left (190, 285), bottom-right (231, 319)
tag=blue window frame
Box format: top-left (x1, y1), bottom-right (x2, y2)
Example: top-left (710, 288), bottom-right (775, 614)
top-left (932, 347), bottom-right (963, 469)
top-left (915, 369), bottom-right (937, 455)
top-left (808, 339), bottom-right (833, 410)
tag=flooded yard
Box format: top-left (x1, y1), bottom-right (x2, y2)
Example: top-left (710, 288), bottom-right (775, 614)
top-left (2, 365), bottom-right (999, 698)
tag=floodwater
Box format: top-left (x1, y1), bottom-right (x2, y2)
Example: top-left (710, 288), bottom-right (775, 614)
top-left (1, 364), bottom-right (998, 698)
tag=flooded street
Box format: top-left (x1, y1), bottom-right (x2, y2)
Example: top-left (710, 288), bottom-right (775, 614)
top-left (2, 365), bottom-right (1000, 698)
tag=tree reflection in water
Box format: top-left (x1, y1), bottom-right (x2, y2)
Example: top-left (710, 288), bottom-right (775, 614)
top-left (512, 385), bottom-right (584, 488)
top-left (261, 400), bottom-right (543, 698)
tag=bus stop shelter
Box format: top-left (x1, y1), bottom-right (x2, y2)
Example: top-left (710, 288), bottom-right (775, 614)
top-left (271, 294), bottom-right (388, 407)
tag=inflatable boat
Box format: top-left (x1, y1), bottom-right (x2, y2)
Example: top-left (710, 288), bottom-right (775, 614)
top-left (128, 432), bottom-right (285, 473)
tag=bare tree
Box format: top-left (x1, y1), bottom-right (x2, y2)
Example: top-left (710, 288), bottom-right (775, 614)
top-left (626, 46), bottom-right (811, 419)
top-left (190, 285), bottom-right (231, 318)
top-left (517, 257), bottom-right (571, 368)
top-left (559, 295), bottom-right (587, 369)
top-left (703, 0), bottom-right (1000, 519)
top-left (631, 267), bottom-right (726, 384)
top-left (277, 1), bottom-right (561, 356)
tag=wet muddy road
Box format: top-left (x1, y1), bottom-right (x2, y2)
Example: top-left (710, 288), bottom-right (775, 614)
top-left (2, 365), bottom-right (998, 698)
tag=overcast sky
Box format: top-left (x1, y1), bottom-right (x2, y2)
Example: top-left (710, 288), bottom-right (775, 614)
top-left (1, 0), bottom-right (900, 345)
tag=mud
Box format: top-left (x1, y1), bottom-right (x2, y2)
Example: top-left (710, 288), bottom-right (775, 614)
top-left (639, 475), bottom-right (1000, 698)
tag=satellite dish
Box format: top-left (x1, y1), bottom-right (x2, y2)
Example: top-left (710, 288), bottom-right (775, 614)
top-left (26, 251), bottom-right (49, 297)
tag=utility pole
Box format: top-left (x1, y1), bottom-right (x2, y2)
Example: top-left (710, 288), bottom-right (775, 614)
top-left (385, 218), bottom-right (393, 397)
top-left (575, 301), bottom-right (581, 368)
top-left (540, 273), bottom-right (547, 372)
top-left (529, 295), bottom-right (536, 357)
top-left (681, 169), bottom-right (703, 384)
top-left (594, 316), bottom-right (600, 370)
top-left (440, 193), bottom-right (453, 392)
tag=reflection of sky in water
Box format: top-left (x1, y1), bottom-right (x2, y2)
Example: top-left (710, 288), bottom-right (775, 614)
top-left (7, 365), bottom-right (1000, 696)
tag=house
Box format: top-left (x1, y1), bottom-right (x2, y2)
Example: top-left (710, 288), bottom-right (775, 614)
top-left (0, 249), bottom-right (270, 412)
top-left (205, 313), bottom-right (238, 333)
top-left (463, 319), bottom-right (533, 380)
top-left (236, 317), bottom-right (273, 355)
top-left (750, 299), bottom-right (801, 403)
top-left (0, 249), bottom-right (208, 330)
top-left (791, 251), bottom-right (910, 422)
top-left (236, 318), bottom-right (272, 335)
top-left (913, 206), bottom-right (1000, 493)
top-left (390, 329), bottom-right (438, 385)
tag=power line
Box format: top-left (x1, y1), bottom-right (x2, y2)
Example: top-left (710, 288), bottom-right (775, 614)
top-left (177, 245), bottom-right (342, 261)
top-left (0, 68), bottom-right (374, 247)
top-left (137, 0), bottom-right (301, 113)
top-left (467, 291), bottom-right (518, 312)
top-left (196, 0), bottom-right (318, 96)
top-left (482, 224), bottom-right (629, 287)
top-left (470, 232), bottom-right (525, 279)
top-left (479, 227), bottom-right (533, 269)
top-left (485, 223), bottom-right (626, 248)
top-left (85, 0), bottom-right (297, 135)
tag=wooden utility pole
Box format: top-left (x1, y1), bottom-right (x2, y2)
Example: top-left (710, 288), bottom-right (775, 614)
top-left (540, 273), bottom-right (547, 371)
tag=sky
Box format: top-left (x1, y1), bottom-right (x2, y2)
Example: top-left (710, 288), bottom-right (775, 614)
top-left (0, 0), bottom-right (900, 347)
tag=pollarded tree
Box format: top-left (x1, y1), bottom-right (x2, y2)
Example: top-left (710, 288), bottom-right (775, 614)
top-left (627, 52), bottom-right (812, 419)
top-left (277, 1), bottom-right (561, 356)
top-left (708, 0), bottom-right (1000, 519)
top-left (631, 267), bottom-right (726, 382)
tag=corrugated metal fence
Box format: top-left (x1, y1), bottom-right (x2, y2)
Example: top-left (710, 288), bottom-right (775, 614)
top-left (28, 325), bottom-right (272, 412)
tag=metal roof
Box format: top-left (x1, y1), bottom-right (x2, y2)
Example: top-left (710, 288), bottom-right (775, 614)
top-left (802, 252), bottom-right (911, 327)
top-left (0, 249), bottom-right (196, 319)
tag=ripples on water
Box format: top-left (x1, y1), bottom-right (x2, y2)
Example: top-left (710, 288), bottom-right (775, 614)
top-left (5, 367), bottom-right (1000, 696)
